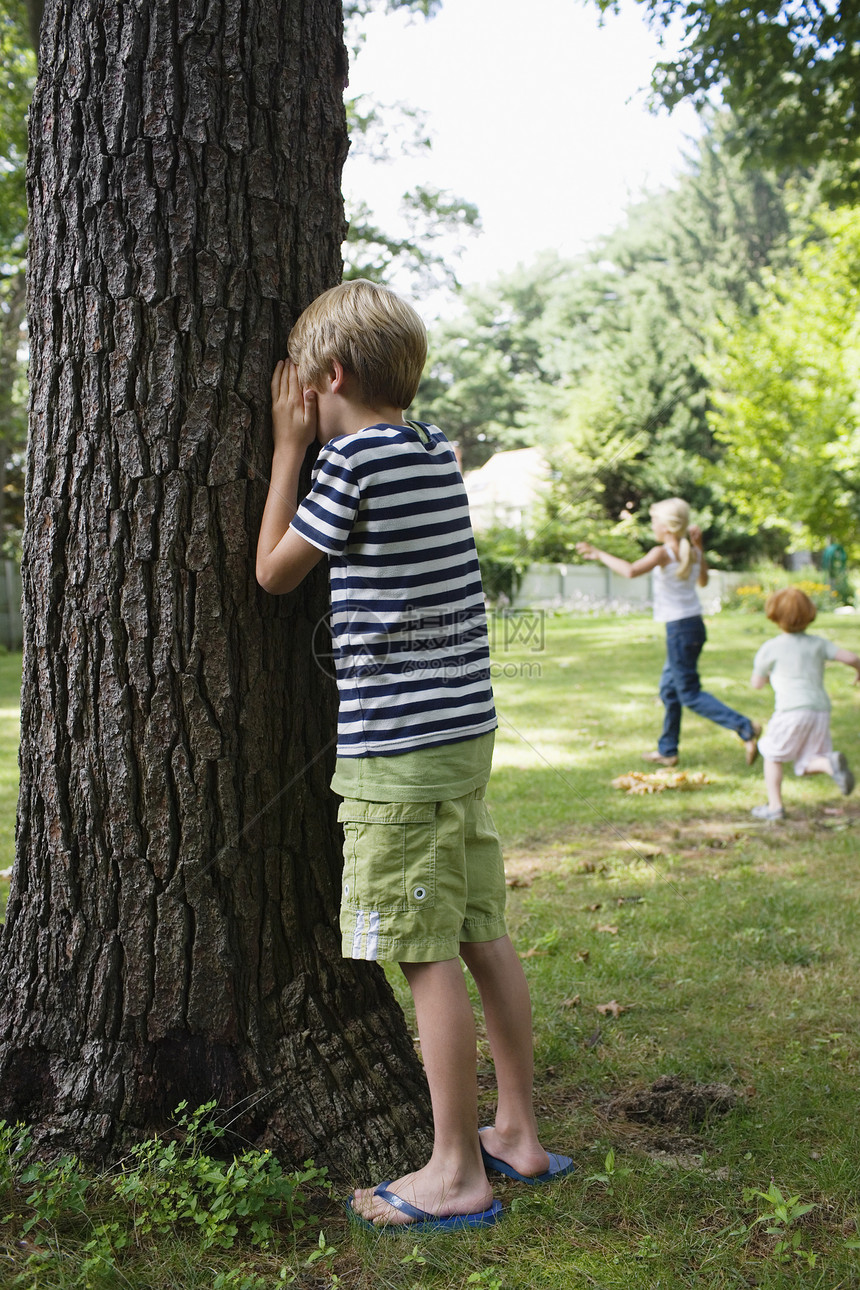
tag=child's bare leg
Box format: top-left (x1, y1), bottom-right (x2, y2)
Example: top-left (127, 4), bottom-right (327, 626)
top-left (460, 934), bottom-right (551, 1177)
top-left (764, 758), bottom-right (784, 811)
top-left (802, 755), bottom-right (833, 776)
top-left (351, 957), bottom-right (493, 1225)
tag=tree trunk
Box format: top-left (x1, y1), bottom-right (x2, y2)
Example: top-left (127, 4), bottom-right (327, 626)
top-left (0, 0), bottom-right (431, 1181)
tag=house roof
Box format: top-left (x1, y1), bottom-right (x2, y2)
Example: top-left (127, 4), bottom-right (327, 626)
top-left (463, 447), bottom-right (549, 531)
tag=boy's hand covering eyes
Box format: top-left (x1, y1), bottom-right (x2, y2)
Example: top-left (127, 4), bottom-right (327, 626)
top-left (255, 358), bottom-right (325, 595)
top-left (271, 359), bottom-right (318, 452)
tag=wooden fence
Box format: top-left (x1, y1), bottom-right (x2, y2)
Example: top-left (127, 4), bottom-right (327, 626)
top-left (512, 563), bottom-right (745, 614)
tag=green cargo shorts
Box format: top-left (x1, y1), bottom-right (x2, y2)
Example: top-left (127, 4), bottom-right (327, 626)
top-left (337, 786), bottom-right (508, 963)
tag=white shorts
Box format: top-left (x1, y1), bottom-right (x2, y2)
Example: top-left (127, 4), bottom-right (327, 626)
top-left (758, 710), bottom-right (832, 775)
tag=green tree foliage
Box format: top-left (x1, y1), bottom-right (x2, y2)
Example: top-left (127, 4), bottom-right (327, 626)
top-left (590, 0), bottom-right (860, 201)
top-left (707, 208), bottom-right (860, 559)
top-left (417, 121), bottom-right (806, 564)
top-left (0, 0), bottom-right (30, 246)
top-left (415, 253), bottom-right (565, 466)
top-left (0, 0), bottom-right (35, 551)
top-left (536, 130), bottom-right (805, 564)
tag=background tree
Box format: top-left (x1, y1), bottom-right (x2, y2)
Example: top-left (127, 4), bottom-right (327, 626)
top-left (418, 120), bottom-right (808, 564)
top-left (415, 253), bottom-right (564, 467)
top-left (708, 208), bottom-right (860, 559)
top-left (589, 0), bottom-right (860, 201)
top-left (534, 127), bottom-right (803, 564)
top-left (0, 0), bottom-right (33, 554)
top-left (0, 0), bottom-right (431, 1175)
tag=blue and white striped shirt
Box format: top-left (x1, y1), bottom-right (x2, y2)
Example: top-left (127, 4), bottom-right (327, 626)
top-left (291, 421), bottom-right (497, 756)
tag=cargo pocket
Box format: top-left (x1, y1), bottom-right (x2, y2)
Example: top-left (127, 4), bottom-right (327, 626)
top-left (337, 799), bottom-right (437, 912)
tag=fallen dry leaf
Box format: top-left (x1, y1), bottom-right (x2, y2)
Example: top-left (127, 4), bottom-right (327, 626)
top-left (520, 947), bottom-right (546, 959)
top-left (576, 949), bottom-right (590, 963)
top-left (562, 994), bottom-right (581, 1009)
top-left (623, 838), bottom-right (664, 856)
top-left (596, 999), bottom-right (633, 1018)
top-left (585, 903), bottom-right (602, 911)
top-left (595, 924), bottom-right (619, 935)
top-left (612, 769), bottom-right (712, 795)
top-left (506, 875), bottom-right (532, 888)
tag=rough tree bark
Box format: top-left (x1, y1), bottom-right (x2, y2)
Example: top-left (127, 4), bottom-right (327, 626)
top-left (0, 0), bottom-right (431, 1179)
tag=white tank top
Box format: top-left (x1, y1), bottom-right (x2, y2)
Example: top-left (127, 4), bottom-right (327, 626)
top-left (652, 550), bottom-right (702, 623)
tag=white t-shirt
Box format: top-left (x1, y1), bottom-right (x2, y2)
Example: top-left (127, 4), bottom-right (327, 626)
top-left (752, 632), bottom-right (839, 711)
top-left (652, 551), bottom-right (702, 623)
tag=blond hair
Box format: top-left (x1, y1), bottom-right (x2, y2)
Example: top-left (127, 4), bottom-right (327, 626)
top-left (650, 497), bottom-right (694, 580)
top-left (765, 587), bottom-right (817, 633)
top-left (288, 279), bottom-right (427, 410)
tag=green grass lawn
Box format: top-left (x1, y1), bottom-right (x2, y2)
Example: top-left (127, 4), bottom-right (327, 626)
top-left (1, 614), bottom-right (859, 1289)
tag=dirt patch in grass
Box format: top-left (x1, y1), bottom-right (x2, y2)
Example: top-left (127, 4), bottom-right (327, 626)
top-left (590, 1076), bottom-right (742, 1174)
top-left (503, 804), bottom-right (859, 883)
top-left (630, 1132), bottom-right (729, 1174)
top-left (599, 1074), bottom-right (740, 1127)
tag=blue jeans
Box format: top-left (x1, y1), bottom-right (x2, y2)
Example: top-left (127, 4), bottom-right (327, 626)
top-left (657, 615), bottom-right (755, 756)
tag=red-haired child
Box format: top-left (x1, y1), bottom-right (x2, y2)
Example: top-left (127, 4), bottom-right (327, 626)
top-left (750, 588), bottom-right (860, 819)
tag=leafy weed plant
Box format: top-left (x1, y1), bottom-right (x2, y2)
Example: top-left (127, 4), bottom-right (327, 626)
top-left (0, 1104), bottom-right (332, 1288)
top-left (738, 1180), bottom-right (818, 1268)
top-left (113, 1100), bottom-right (325, 1250)
top-left (584, 1147), bottom-right (632, 1197)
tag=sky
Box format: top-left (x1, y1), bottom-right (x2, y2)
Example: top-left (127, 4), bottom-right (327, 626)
top-left (344, 0), bottom-right (703, 313)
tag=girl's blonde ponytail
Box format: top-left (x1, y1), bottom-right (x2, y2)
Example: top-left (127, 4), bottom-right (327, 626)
top-left (650, 498), bottom-right (694, 579)
top-left (675, 534), bottom-right (693, 580)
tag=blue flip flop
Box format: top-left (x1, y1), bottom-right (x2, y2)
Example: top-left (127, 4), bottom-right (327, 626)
top-left (479, 1129), bottom-right (575, 1185)
top-left (346, 1181), bottom-right (503, 1233)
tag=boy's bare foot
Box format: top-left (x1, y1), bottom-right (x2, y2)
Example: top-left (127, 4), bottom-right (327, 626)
top-left (477, 1125), bottom-right (551, 1180)
top-left (351, 1163), bottom-right (494, 1227)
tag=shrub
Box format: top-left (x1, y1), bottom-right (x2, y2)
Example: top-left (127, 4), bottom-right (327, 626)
top-left (475, 526), bottom-right (530, 604)
top-left (722, 567), bottom-right (849, 614)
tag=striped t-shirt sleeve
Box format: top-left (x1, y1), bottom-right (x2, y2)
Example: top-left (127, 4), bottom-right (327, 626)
top-left (291, 447), bottom-right (359, 554)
